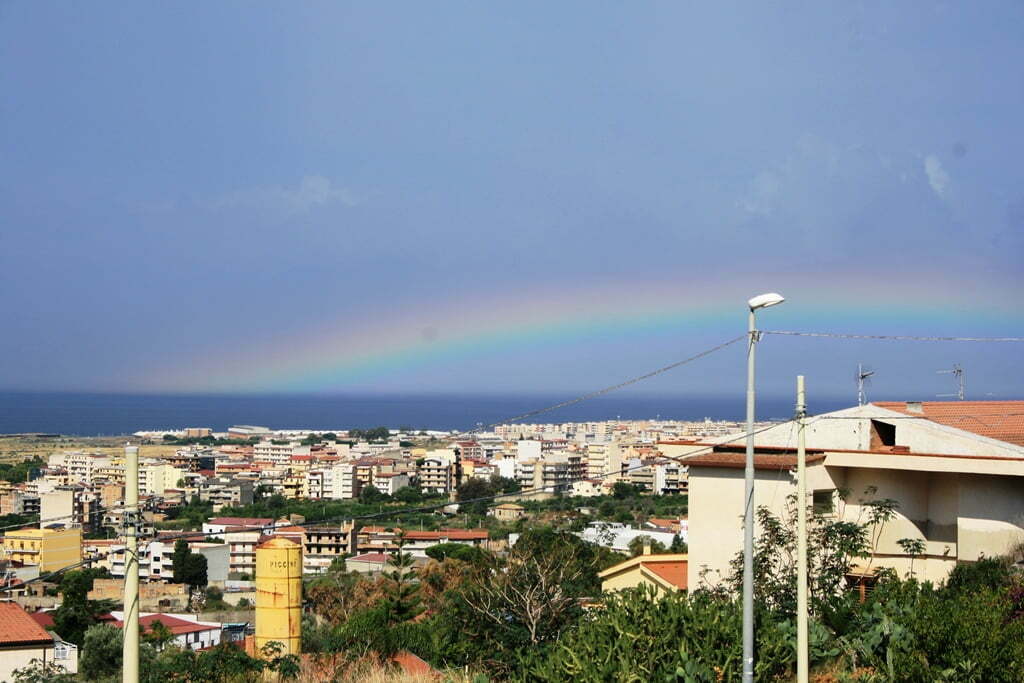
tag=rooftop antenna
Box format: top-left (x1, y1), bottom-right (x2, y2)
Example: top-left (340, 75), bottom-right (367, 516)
top-left (937, 364), bottom-right (965, 400)
top-left (856, 363), bottom-right (875, 406)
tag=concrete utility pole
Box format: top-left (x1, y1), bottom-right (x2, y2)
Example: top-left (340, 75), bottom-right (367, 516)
top-left (796, 376), bottom-right (809, 683)
top-left (123, 445), bottom-right (139, 683)
top-left (743, 292), bottom-right (785, 683)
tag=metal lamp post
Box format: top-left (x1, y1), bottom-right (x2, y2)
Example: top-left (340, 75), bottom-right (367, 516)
top-left (743, 292), bottom-right (785, 683)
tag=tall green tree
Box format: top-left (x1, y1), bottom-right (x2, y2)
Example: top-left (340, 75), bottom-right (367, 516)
top-left (52, 568), bottom-right (115, 647)
top-left (79, 624), bottom-right (123, 680)
top-left (171, 539), bottom-right (190, 583)
top-left (381, 535), bottom-right (422, 625)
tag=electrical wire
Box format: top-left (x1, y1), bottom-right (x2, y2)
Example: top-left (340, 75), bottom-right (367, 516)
top-left (762, 330), bottom-right (1024, 343)
top-left (461, 334), bottom-right (746, 434)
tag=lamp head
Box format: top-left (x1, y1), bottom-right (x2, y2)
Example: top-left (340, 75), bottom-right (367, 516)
top-left (747, 292), bottom-right (786, 311)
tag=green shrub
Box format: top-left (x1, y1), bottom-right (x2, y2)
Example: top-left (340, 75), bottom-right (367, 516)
top-left (522, 587), bottom-right (799, 682)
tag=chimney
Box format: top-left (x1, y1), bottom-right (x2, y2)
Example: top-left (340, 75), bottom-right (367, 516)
top-left (906, 401), bottom-right (923, 414)
top-left (642, 539), bottom-right (651, 555)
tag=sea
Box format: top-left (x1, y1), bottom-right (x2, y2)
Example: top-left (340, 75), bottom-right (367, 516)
top-left (0, 391), bottom-right (854, 437)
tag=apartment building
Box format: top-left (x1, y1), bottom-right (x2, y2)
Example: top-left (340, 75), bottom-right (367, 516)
top-left (516, 451), bottom-right (584, 493)
top-left (139, 462), bottom-right (185, 496)
top-left (253, 440), bottom-right (301, 466)
top-left (48, 452), bottom-right (113, 485)
top-left (40, 486), bottom-right (99, 531)
top-left (459, 458), bottom-right (495, 484)
top-left (372, 472), bottom-right (410, 496)
top-left (303, 523), bottom-right (357, 574)
top-left (652, 460), bottom-right (687, 495)
top-left (1, 527), bottom-right (81, 572)
top-left (198, 477), bottom-right (253, 511)
top-left (201, 517), bottom-right (272, 577)
top-left (418, 457), bottom-right (456, 495)
top-left (585, 441), bottom-right (623, 480)
top-left (621, 458), bottom-right (655, 492)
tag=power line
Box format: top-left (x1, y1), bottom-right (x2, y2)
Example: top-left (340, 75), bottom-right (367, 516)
top-left (463, 335), bottom-right (746, 433)
top-left (762, 330), bottom-right (1024, 343)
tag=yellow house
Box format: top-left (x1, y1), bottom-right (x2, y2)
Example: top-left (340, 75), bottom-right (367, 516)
top-left (599, 552), bottom-right (688, 597)
top-left (2, 527), bottom-right (82, 572)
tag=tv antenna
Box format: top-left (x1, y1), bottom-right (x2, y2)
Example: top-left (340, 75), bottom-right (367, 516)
top-left (856, 363), bottom-right (875, 406)
top-left (937, 364), bottom-right (965, 400)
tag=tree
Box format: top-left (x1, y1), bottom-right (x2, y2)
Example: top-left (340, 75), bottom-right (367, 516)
top-left (80, 624), bottom-right (123, 680)
top-left (725, 487), bottom-right (899, 617)
top-left (669, 534), bottom-right (688, 554)
top-left (171, 539), bottom-right (190, 583)
top-left (491, 475), bottom-right (522, 494)
top-left (183, 553), bottom-right (208, 597)
top-left (260, 641), bottom-right (301, 680)
top-left (437, 527), bottom-right (619, 672)
top-left (381, 535), bottom-right (423, 625)
top-left (897, 537), bottom-right (926, 578)
top-left (612, 481), bottom-right (641, 500)
top-left (11, 659), bottom-right (74, 682)
top-left (52, 569), bottom-right (115, 647)
top-left (456, 477), bottom-right (494, 516)
top-left (359, 485), bottom-right (386, 503)
top-left (394, 486), bottom-right (423, 504)
top-left (171, 539), bottom-right (207, 599)
top-left (627, 535), bottom-right (667, 557)
top-left (142, 618), bottom-right (175, 651)
top-left (425, 542), bottom-right (489, 564)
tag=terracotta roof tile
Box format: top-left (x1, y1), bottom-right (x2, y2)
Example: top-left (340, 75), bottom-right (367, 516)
top-left (350, 552), bottom-right (389, 563)
top-left (643, 560), bottom-right (688, 590)
top-left (686, 449), bottom-right (824, 470)
top-left (0, 602), bottom-right (56, 646)
top-left (873, 400), bottom-right (1024, 447)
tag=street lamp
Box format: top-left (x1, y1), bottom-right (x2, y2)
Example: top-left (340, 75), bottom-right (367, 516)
top-left (742, 292), bottom-right (785, 683)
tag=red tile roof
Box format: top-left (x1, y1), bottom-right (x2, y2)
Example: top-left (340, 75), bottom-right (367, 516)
top-left (29, 611), bottom-right (55, 630)
top-left (403, 529), bottom-right (489, 541)
top-left (686, 450), bottom-right (825, 470)
top-left (873, 400), bottom-right (1024, 447)
top-left (644, 560), bottom-right (688, 590)
top-left (109, 613), bottom-right (218, 636)
top-left (350, 552), bottom-right (389, 563)
top-left (0, 602), bottom-right (56, 646)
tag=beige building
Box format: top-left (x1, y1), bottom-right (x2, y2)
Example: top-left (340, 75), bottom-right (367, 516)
top-left (139, 462), bottom-right (184, 496)
top-left (599, 552), bottom-right (689, 597)
top-left (685, 401), bottom-right (1024, 590)
top-left (303, 523), bottom-right (357, 574)
top-left (489, 503), bottom-right (525, 521)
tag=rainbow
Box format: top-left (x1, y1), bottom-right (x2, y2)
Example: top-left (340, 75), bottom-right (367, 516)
top-left (137, 273), bottom-right (1024, 393)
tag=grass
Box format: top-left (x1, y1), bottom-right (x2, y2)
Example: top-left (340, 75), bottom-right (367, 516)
top-left (0, 434), bottom-right (183, 465)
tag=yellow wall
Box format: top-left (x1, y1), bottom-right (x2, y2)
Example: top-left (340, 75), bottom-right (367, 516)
top-left (601, 566), bottom-right (671, 598)
top-left (255, 538), bottom-right (302, 656)
top-left (2, 527), bottom-right (82, 573)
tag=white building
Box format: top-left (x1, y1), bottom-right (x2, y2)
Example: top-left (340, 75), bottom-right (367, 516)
top-left (686, 400), bottom-right (1024, 589)
top-left (577, 522), bottom-right (677, 554)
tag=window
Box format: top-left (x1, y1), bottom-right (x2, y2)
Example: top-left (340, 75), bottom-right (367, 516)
top-left (813, 489), bottom-right (836, 515)
top-left (870, 420), bottom-right (896, 449)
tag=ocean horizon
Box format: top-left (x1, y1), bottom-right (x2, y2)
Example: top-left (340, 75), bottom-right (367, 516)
top-left (0, 390), bottom-right (863, 437)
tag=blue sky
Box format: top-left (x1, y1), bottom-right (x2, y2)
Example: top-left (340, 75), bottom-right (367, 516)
top-left (1, 2), bottom-right (1022, 401)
